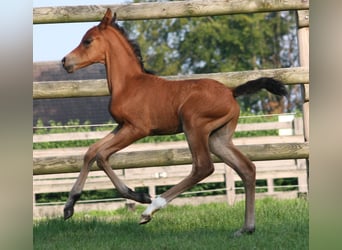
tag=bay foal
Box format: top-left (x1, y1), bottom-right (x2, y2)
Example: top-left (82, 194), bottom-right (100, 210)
top-left (62, 8), bottom-right (287, 235)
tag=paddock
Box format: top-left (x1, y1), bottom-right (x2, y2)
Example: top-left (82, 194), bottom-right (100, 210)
top-left (33, 0), bottom-right (309, 218)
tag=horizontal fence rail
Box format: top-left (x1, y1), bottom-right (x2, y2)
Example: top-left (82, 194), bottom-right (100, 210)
top-left (33, 159), bottom-right (308, 218)
top-left (33, 0), bottom-right (309, 24)
top-left (33, 67), bottom-right (309, 99)
top-left (33, 142), bottom-right (309, 175)
top-left (33, 162), bottom-right (307, 194)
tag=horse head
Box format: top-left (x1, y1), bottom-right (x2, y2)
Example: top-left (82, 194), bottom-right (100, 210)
top-left (62, 8), bottom-right (116, 73)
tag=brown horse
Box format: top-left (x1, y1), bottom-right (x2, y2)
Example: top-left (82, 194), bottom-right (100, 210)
top-left (62, 8), bottom-right (287, 236)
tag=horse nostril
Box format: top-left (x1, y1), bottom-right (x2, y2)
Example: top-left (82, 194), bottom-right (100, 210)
top-left (61, 57), bottom-right (74, 73)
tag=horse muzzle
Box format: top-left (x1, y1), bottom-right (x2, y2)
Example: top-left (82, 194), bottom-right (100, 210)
top-left (61, 56), bottom-right (75, 73)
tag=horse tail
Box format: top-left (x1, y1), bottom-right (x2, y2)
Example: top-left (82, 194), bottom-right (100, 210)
top-left (232, 77), bottom-right (288, 98)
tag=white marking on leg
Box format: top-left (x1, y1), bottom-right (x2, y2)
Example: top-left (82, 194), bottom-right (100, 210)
top-left (142, 196), bottom-right (167, 215)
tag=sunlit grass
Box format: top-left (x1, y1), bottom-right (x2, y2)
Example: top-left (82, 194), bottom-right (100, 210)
top-left (34, 198), bottom-right (308, 250)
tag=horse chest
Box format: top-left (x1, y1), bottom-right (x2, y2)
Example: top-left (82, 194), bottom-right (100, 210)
top-left (107, 98), bottom-right (125, 123)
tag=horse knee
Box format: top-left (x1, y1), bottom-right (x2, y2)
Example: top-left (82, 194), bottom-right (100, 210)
top-left (95, 151), bottom-right (107, 169)
top-left (84, 145), bottom-right (98, 163)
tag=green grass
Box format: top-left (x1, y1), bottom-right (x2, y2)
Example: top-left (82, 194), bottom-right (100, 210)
top-left (33, 198), bottom-right (308, 250)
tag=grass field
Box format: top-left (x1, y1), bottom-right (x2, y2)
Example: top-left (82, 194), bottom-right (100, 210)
top-left (33, 198), bottom-right (308, 250)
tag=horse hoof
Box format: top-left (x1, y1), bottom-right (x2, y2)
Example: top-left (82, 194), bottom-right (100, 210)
top-left (233, 227), bottom-right (255, 237)
top-left (64, 206), bottom-right (74, 220)
top-left (233, 229), bottom-right (244, 237)
top-left (139, 214), bottom-right (152, 225)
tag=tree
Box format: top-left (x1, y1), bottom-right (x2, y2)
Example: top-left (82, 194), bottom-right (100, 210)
top-left (122, 1), bottom-right (300, 114)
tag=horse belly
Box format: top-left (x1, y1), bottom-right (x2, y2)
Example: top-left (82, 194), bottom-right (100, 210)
top-left (149, 107), bottom-right (183, 135)
top-left (150, 116), bottom-right (182, 135)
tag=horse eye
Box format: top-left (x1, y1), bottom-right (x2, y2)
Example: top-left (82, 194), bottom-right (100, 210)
top-left (83, 38), bottom-right (93, 47)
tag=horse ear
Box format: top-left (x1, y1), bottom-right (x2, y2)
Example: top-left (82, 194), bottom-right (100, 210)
top-left (112, 12), bottom-right (117, 24)
top-left (98, 8), bottom-right (112, 30)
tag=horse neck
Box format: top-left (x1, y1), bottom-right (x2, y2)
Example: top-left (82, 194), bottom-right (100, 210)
top-left (104, 29), bottom-right (143, 95)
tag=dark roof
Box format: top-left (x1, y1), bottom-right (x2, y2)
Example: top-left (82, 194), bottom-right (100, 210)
top-left (33, 61), bottom-right (106, 81)
top-left (33, 61), bottom-right (112, 126)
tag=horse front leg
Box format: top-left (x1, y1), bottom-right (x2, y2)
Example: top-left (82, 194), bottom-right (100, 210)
top-left (95, 125), bottom-right (152, 204)
top-left (64, 132), bottom-right (116, 220)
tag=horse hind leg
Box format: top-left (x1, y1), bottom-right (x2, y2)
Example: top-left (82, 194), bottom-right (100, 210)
top-left (209, 123), bottom-right (256, 236)
top-left (140, 125), bottom-right (214, 224)
top-left (140, 156), bottom-right (214, 224)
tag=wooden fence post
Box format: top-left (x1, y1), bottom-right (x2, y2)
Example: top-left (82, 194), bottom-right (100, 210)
top-left (267, 177), bottom-right (275, 195)
top-left (149, 185), bottom-right (156, 198)
top-left (296, 9), bottom-right (310, 188)
top-left (224, 165), bottom-right (235, 205)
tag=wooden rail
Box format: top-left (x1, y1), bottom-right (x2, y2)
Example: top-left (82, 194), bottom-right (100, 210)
top-left (33, 67), bottom-right (309, 99)
top-left (33, 142), bottom-right (308, 175)
top-left (33, 163), bottom-right (307, 195)
top-left (33, 116), bottom-right (306, 175)
top-left (33, 0), bottom-right (309, 24)
top-left (33, 160), bottom-right (308, 218)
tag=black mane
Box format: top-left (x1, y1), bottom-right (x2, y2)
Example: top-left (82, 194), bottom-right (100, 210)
top-left (111, 22), bottom-right (154, 75)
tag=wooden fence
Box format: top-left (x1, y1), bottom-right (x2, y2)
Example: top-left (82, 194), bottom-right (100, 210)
top-left (33, 117), bottom-right (308, 217)
top-left (33, 0), bottom-right (309, 217)
top-left (33, 67), bottom-right (308, 99)
top-left (33, 0), bottom-right (309, 24)
top-left (34, 159), bottom-right (308, 218)
top-left (33, 117), bottom-right (308, 175)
